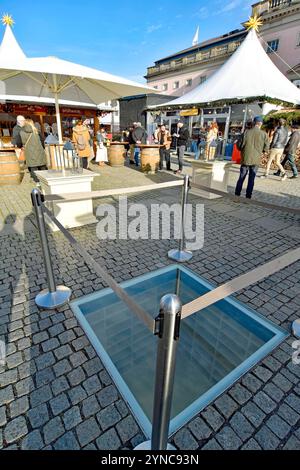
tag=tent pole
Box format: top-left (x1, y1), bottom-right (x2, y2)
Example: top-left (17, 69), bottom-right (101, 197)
top-left (242, 104), bottom-right (248, 133)
top-left (54, 92), bottom-right (63, 144)
top-left (52, 75), bottom-right (63, 144)
top-left (222, 105), bottom-right (231, 156)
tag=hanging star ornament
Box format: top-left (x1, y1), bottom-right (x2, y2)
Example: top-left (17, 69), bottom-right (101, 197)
top-left (2, 14), bottom-right (15, 27)
top-left (245, 15), bottom-right (263, 31)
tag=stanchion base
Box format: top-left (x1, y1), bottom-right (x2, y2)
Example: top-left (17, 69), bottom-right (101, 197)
top-left (134, 441), bottom-right (176, 451)
top-left (168, 249), bottom-right (193, 263)
top-left (292, 319), bottom-right (300, 338)
top-left (35, 286), bottom-right (72, 310)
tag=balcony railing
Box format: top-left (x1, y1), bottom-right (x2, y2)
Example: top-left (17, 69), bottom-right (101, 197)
top-left (252, 0), bottom-right (293, 16)
top-left (146, 41), bottom-right (242, 77)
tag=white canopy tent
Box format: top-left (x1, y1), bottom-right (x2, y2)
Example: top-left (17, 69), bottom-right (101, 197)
top-left (0, 24), bottom-right (155, 142)
top-left (153, 28), bottom-right (300, 110)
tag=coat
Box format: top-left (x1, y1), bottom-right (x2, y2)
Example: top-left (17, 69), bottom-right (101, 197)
top-left (20, 125), bottom-right (47, 167)
top-left (72, 125), bottom-right (92, 158)
top-left (240, 126), bottom-right (270, 166)
top-left (285, 130), bottom-right (300, 155)
top-left (12, 124), bottom-right (23, 148)
top-left (271, 126), bottom-right (289, 149)
top-left (132, 126), bottom-right (147, 145)
top-left (177, 127), bottom-right (190, 147)
top-left (157, 130), bottom-right (171, 150)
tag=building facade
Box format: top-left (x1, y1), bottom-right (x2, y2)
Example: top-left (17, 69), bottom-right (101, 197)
top-left (145, 0), bottom-right (300, 94)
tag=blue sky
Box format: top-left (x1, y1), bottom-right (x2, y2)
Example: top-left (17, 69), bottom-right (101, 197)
top-left (2, 0), bottom-right (254, 82)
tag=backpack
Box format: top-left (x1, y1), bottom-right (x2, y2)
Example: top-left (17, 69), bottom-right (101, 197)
top-left (77, 133), bottom-right (86, 151)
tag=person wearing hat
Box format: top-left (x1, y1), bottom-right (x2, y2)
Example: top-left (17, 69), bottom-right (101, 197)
top-left (12, 115), bottom-right (26, 148)
top-left (235, 116), bottom-right (269, 200)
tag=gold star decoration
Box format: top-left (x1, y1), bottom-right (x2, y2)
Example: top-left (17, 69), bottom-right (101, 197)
top-left (2, 14), bottom-right (15, 27)
top-left (244, 15), bottom-right (263, 32)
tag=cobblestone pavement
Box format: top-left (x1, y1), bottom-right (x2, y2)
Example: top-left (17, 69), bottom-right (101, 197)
top-left (0, 162), bottom-right (299, 450)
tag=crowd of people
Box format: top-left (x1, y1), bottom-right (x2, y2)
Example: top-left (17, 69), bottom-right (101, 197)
top-left (235, 117), bottom-right (299, 200)
top-left (11, 113), bottom-right (299, 198)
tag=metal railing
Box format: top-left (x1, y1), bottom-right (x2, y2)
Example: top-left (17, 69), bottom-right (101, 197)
top-left (31, 176), bottom-right (300, 451)
top-left (146, 42), bottom-right (242, 77)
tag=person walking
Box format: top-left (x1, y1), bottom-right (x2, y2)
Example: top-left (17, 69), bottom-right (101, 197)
top-left (20, 119), bottom-right (47, 183)
top-left (72, 119), bottom-right (92, 170)
top-left (235, 116), bottom-right (269, 200)
top-left (261, 118), bottom-right (289, 181)
top-left (132, 122), bottom-right (147, 167)
top-left (12, 115), bottom-right (26, 149)
top-left (275, 123), bottom-right (299, 179)
top-left (157, 125), bottom-right (172, 171)
top-left (173, 121), bottom-right (189, 175)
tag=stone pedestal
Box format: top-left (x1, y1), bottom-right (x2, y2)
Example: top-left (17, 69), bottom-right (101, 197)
top-left (36, 169), bottom-right (98, 232)
top-left (187, 159), bottom-right (234, 200)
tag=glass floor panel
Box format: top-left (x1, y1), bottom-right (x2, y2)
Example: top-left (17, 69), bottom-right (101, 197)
top-left (71, 265), bottom-right (288, 437)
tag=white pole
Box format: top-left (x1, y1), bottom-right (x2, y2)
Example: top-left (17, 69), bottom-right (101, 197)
top-left (52, 75), bottom-right (63, 144)
top-left (242, 104), bottom-right (248, 133)
top-left (54, 92), bottom-right (63, 144)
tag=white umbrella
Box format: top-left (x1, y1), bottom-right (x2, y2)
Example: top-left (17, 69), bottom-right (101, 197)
top-left (152, 28), bottom-right (300, 110)
top-left (0, 22), bottom-right (155, 142)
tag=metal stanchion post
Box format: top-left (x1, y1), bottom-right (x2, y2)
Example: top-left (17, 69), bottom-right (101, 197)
top-left (135, 294), bottom-right (182, 451)
top-left (292, 319), bottom-right (300, 338)
top-left (31, 189), bottom-right (72, 309)
top-left (168, 175), bottom-right (193, 263)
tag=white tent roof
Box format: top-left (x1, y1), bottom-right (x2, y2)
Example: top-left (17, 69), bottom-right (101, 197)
top-left (0, 25), bottom-right (155, 105)
top-left (154, 29), bottom-right (300, 109)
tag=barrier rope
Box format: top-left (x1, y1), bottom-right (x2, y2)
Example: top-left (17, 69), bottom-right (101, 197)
top-left (43, 205), bottom-right (155, 333)
top-left (44, 180), bottom-right (184, 203)
top-left (182, 246), bottom-right (300, 319)
top-left (191, 182), bottom-right (300, 215)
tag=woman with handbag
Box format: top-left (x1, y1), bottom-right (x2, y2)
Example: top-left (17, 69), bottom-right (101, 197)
top-left (20, 120), bottom-right (47, 182)
top-left (95, 128), bottom-right (108, 166)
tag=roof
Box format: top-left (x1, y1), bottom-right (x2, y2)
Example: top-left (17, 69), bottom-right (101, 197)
top-left (152, 29), bottom-right (300, 109)
top-left (155, 29), bottom-right (246, 65)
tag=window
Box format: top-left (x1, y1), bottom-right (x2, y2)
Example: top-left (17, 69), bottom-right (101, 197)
top-left (162, 83), bottom-right (168, 91)
top-left (267, 39), bottom-right (279, 53)
top-left (200, 75), bottom-right (207, 84)
top-left (186, 79), bottom-right (192, 87)
top-left (153, 85), bottom-right (158, 90)
top-left (173, 81), bottom-right (180, 90)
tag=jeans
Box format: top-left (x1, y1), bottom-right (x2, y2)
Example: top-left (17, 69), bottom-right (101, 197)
top-left (281, 153), bottom-right (298, 177)
top-left (177, 145), bottom-right (185, 171)
top-left (235, 165), bottom-right (258, 199)
top-left (81, 157), bottom-right (88, 170)
top-left (134, 148), bottom-right (140, 166)
top-left (28, 165), bottom-right (47, 182)
top-left (159, 148), bottom-right (171, 170)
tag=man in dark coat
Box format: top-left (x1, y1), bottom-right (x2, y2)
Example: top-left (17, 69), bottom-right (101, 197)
top-left (132, 122), bottom-right (147, 167)
top-left (174, 121), bottom-right (189, 174)
top-left (12, 115), bottom-right (26, 148)
top-left (235, 116), bottom-right (269, 200)
top-left (276, 123), bottom-right (299, 179)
